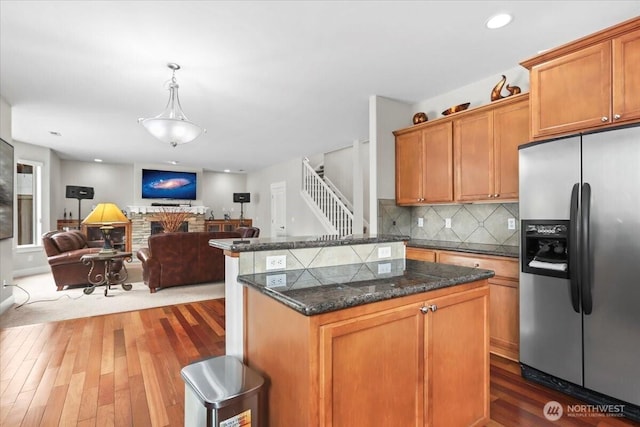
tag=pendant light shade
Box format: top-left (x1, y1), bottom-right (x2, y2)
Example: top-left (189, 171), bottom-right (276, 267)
top-left (139, 63), bottom-right (206, 147)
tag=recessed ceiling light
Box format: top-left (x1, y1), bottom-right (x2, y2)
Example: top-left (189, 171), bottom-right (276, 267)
top-left (49, 131), bottom-right (62, 136)
top-left (486, 13), bottom-right (512, 29)
top-left (94, 158), bottom-right (103, 162)
top-left (168, 160), bottom-right (179, 165)
top-left (224, 169), bottom-right (231, 173)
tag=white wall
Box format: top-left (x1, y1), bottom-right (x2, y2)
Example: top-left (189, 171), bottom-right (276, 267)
top-left (200, 171), bottom-right (248, 220)
top-left (323, 141), bottom-right (370, 223)
top-left (412, 66), bottom-right (529, 120)
top-left (246, 155), bottom-right (326, 237)
top-left (61, 160), bottom-right (134, 220)
top-left (0, 96), bottom-right (14, 312)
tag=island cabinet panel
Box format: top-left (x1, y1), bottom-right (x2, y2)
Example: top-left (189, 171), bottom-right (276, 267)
top-left (523, 18), bottom-right (640, 138)
top-left (394, 121), bottom-right (454, 205)
top-left (245, 280), bottom-right (489, 427)
top-left (320, 303), bottom-right (425, 427)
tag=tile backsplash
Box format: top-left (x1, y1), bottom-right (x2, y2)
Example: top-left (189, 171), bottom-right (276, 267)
top-left (379, 199), bottom-right (519, 246)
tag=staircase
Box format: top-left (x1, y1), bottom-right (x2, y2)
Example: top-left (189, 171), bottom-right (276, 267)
top-left (301, 158), bottom-right (367, 236)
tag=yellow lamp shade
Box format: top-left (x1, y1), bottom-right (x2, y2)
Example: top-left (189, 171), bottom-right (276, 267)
top-left (82, 203), bottom-right (128, 224)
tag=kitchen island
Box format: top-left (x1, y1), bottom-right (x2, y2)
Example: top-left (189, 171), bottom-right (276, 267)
top-left (210, 235), bottom-right (494, 427)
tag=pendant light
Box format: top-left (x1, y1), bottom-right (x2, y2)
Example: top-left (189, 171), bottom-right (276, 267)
top-left (139, 63), bottom-right (206, 147)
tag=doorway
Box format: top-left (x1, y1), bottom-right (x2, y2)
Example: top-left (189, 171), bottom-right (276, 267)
top-left (270, 182), bottom-right (286, 237)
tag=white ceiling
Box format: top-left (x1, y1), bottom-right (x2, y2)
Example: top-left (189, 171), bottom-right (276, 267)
top-left (1, 1), bottom-right (639, 173)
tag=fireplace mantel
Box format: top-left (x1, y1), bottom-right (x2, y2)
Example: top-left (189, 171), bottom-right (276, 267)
top-left (127, 205), bottom-right (209, 215)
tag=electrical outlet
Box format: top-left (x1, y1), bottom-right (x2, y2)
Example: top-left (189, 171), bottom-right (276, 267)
top-left (378, 262), bottom-right (391, 274)
top-left (266, 274), bottom-right (287, 287)
top-left (508, 218), bottom-right (516, 230)
top-left (378, 246), bottom-right (391, 258)
top-left (445, 218), bottom-right (452, 228)
top-left (266, 255), bottom-right (286, 270)
top-left (418, 218), bottom-right (424, 227)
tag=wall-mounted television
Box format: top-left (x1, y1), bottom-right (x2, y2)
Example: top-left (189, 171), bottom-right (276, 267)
top-left (141, 169), bottom-right (197, 200)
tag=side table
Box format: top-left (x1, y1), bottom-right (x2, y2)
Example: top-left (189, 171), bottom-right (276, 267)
top-left (81, 251), bottom-right (133, 296)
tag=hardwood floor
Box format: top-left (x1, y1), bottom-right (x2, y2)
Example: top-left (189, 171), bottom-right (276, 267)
top-left (1, 299), bottom-right (638, 426)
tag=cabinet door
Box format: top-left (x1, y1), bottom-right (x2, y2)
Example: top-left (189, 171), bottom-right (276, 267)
top-left (493, 98), bottom-right (529, 200)
top-left (425, 286), bottom-right (490, 427)
top-left (613, 28), bottom-right (640, 124)
top-left (320, 303), bottom-right (425, 427)
top-left (530, 41), bottom-right (612, 138)
top-left (423, 122), bottom-right (453, 203)
top-left (454, 111), bottom-right (494, 201)
top-left (396, 131), bottom-right (424, 205)
top-left (489, 278), bottom-right (520, 361)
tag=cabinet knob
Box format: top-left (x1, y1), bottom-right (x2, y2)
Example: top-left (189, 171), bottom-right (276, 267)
top-left (487, 194), bottom-right (493, 198)
top-left (601, 116), bottom-right (609, 122)
top-left (420, 306), bottom-right (430, 314)
top-left (429, 304), bottom-right (438, 312)
top-left (474, 262), bottom-right (480, 268)
top-left (614, 114), bottom-right (621, 120)
top-left (494, 194), bottom-right (500, 198)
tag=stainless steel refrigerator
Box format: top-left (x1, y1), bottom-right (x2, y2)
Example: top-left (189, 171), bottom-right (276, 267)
top-left (519, 124), bottom-right (640, 420)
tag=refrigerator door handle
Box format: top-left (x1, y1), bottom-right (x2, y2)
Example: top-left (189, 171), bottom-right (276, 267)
top-left (581, 182), bottom-right (593, 315)
top-left (569, 183), bottom-right (581, 313)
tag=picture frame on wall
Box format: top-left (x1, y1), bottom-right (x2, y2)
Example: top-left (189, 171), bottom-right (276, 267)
top-left (0, 138), bottom-right (14, 240)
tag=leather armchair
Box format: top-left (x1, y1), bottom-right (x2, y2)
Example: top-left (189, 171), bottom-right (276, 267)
top-left (235, 227), bottom-right (260, 238)
top-left (42, 230), bottom-right (120, 291)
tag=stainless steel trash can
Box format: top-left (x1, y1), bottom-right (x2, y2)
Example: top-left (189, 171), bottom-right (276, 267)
top-left (181, 355), bottom-right (264, 427)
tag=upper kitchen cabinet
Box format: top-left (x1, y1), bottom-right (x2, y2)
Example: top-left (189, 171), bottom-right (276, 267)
top-left (394, 120), bottom-right (453, 205)
top-left (522, 18), bottom-right (640, 139)
top-left (454, 95), bottom-right (529, 202)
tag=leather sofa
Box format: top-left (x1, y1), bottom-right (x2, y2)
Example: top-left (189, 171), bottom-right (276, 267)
top-left (43, 230), bottom-right (116, 291)
top-left (136, 231), bottom-right (241, 293)
top-left (235, 226), bottom-right (260, 238)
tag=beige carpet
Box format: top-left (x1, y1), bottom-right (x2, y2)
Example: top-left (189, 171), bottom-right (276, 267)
top-left (0, 263), bottom-right (224, 329)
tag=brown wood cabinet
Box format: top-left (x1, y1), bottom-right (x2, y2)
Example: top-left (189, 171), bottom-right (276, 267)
top-left (394, 121), bottom-right (453, 205)
top-left (204, 218), bottom-right (251, 232)
top-left (245, 279), bottom-right (490, 427)
top-left (454, 95), bottom-right (528, 202)
top-left (56, 219), bottom-right (132, 252)
top-left (406, 247), bottom-right (520, 361)
top-left (394, 94), bottom-right (527, 204)
top-left (83, 221), bottom-right (132, 252)
top-left (522, 18), bottom-right (640, 138)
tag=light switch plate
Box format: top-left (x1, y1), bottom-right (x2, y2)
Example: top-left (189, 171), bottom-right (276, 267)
top-left (508, 218), bottom-right (516, 230)
top-left (445, 218), bottom-right (452, 228)
top-left (418, 218), bottom-right (424, 227)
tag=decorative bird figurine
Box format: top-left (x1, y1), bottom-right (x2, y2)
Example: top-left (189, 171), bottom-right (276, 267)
top-left (491, 75), bottom-right (521, 101)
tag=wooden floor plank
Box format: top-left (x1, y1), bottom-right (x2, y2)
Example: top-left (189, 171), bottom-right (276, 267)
top-left (2, 298), bottom-right (638, 426)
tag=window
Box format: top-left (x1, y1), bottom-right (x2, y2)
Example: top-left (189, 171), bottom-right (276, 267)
top-left (16, 160), bottom-right (42, 247)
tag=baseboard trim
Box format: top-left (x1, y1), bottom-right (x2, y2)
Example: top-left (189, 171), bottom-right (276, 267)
top-left (0, 294), bottom-right (16, 315)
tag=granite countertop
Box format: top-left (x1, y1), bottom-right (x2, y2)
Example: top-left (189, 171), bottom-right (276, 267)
top-left (237, 259), bottom-right (494, 316)
top-left (407, 239), bottom-right (519, 258)
top-left (209, 234), bottom-right (410, 253)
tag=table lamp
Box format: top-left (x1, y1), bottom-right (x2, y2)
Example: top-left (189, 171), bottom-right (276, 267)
top-left (82, 202), bottom-right (128, 254)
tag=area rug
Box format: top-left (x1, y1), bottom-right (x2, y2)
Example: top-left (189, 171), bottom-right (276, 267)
top-left (0, 263), bottom-right (225, 329)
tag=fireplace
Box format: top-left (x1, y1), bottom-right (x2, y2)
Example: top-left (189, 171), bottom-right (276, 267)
top-left (127, 206), bottom-right (208, 255)
top-left (150, 221), bottom-right (189, 235)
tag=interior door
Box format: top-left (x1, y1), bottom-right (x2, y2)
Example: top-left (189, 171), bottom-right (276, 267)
top-left (581, 126), bottom-right (640, 405)
top-left (270, 181), bottom-right (286, 237)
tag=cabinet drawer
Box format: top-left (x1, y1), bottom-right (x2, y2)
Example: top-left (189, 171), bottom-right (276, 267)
top-left (437, 251), bottom-right (518, 280)
top-left (406, 247), bottom-right (436, 262)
